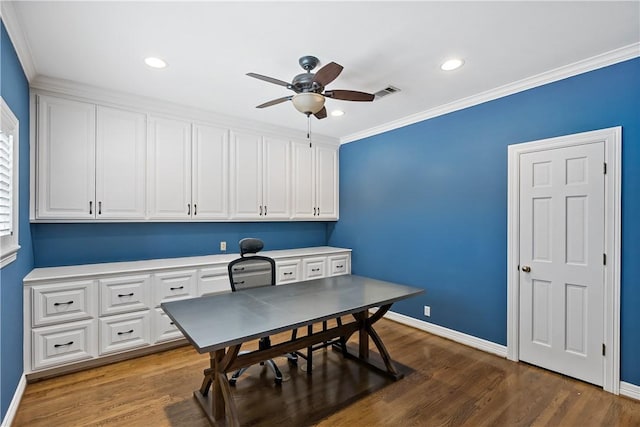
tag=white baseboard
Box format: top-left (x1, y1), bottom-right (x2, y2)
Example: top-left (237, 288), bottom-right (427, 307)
top-left (620, 381), bottom-right (640, 401)
top-left (1, 373), bottom-right (26, 427)
top-left (379, 310), bottom-right (508, 358)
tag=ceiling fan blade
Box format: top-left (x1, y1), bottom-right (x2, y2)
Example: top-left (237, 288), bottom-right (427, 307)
top-left (247, 73), bottom-right (292, 89)
top-left (314, 106), bottom-right (327, 120)
top-left (312, 62), bottom-right (343, 87)
top-left (324, 90), bottom-right (375, 102)
top-left (256, 96), bottom-right (292, 108)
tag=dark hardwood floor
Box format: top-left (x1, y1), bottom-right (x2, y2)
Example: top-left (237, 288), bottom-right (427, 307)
top-left (13, 319), bottom-right (640, 426)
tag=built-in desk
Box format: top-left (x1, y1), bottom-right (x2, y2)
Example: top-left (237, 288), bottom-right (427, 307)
top-left (23, 247), bottom-right (351, 379)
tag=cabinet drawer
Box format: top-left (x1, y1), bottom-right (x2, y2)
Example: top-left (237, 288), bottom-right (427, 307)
top-left (302, 257), bottom-right (327, 280)
top-left (329, 255), bottom-right (350, 276)
top-left (32, 281), bottom-right (97, 327)
top-left (153, 308), bottom-right (183, 343)
top-left (99, 274), bottom-right (152, 316)
top-left (99, 311), bottom-right (151, 355)
top-left (32, 320), bottom-right (97, 370)
top-left (153, 270), bottom-right (197, 306)
top-left (198, 266), bottom-right (230, 296)
top-left (276, 259), bottom-right (301, 285)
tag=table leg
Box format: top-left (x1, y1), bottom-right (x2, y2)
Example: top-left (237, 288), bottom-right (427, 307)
top-left (358, 310), bottom-right (370, 359)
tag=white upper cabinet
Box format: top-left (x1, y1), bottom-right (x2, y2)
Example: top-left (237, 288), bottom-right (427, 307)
top-left (96, 106), bottom-right (146, 219)
top-left (36, 96), bottom-right (147, 220)
top-left (262, 136), bottom-right (291, 219)
top-left (230, 131), bottom-right (290, 219)
top-left (315, 143), bottom-right (339, 219)
top-left (192, 124), bottom-right (229, 220)
top-left (292, 141), bottom-right (338, 220)
top-left (33, 91), bottom-right (338, 222)
top-left (147, 116), bottom-right (192, 219)
top-left (230, 130), bottom-right (262, 219)
top-left (37, 95), bottom-right (96, 219)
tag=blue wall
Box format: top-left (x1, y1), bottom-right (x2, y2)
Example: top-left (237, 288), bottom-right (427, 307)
top-left (0, 21), bottom-right (34, 420)
top-left (329, 58), bottom-right (640, 386)
top-left (32, 222), bottom-right (329, 267)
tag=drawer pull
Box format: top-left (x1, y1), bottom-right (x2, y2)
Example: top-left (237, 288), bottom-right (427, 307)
top-left (54, 301), bottom-right (74, 306)
top-left (118, 293), bottom-right (135, 297)
top-left (233, 267), bottom-right (245, 272)
top-left (117, 329), bottom-right (134, 336)
top-left (283, 272), bottom-right (293, 276)
top-left (233, 280), bottom-right (245, 285)
top-left (169, 322), bottom-right (175, 326)
top-left (311, 268), bottom-right (320, 272)
top-left (54, 341), bottom-right (74, 348)
top-left (336, 265), bottom-right (344, 269)
top-left (170, 286), bottom-right (184, 290)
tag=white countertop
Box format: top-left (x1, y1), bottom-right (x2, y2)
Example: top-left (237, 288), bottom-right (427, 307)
top-left (24, 246), bottom-right (351, 284)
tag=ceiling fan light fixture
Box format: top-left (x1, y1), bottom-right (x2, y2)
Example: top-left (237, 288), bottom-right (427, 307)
top-left (292, 92), bottom-right (325, 114)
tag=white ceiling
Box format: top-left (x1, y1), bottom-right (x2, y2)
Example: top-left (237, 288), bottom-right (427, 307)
top-left (5, 1), bottom-right (640, 141)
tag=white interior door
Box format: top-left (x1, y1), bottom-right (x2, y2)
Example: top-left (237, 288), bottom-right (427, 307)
top-left (519, 141), bottom-right (605, 385)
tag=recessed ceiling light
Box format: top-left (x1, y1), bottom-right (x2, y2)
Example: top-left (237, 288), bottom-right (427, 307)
top-left (331, 110), bottom-right (345, 117)
top-left (145, 57), bottom-right (167, 69)
top-left (441, 58), bottom-right (464, 71)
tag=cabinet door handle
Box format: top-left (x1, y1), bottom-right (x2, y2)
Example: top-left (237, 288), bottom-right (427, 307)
top-left (54, 341), bottom-right (74, 348)
top-left (89, 201), bottom-right (93, 215)
top-left (187, 204), bottom-right (191, 215)
top-left (170, 286), bottom-right (184, 290)
top-left (194, 204), bottom-right (197, 216)
top-left (264, 205), bottom-right (267, 216)
top-left (259, 205), bottom-right (263, 216)
top-left (313, 207), bottom-right (316, 216)
top-left (117, 329), bottom-right (134, 335)
top-left (233, 267), bottom-right (245, 272)
top-left (233, 280), bottom-right (245, 285)
top-left (283, 272), bottom-right (293, 276)
top-left (98, 201), bottom-right (102, 215)
top-left (54, 301), bottom-right (74, 306)
top-left (117, 293), bottom-right (134, 297)
top-left (169, 321), bottom-right (175, 326)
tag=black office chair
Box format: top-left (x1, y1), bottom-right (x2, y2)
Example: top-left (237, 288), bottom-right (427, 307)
top-left (227, 238), bottom-right (283, 385)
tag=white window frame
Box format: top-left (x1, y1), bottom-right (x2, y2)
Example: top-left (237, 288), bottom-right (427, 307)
top-left (0, 96), bottom-right (20, 268)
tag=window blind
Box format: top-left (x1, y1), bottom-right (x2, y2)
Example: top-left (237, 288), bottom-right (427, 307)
top-left (0, 130), bottom-right (13, 237)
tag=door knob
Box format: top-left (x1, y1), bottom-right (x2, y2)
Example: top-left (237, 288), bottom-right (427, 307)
top-left (522, 266), bottom-right (531, 273)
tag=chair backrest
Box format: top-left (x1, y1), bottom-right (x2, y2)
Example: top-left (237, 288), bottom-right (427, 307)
top-left (228, 239), bottom-right (276, 292)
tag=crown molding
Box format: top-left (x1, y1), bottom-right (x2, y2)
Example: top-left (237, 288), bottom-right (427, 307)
top-left (31, 75), bottom-right (339, 146)
top-left (341, 42), bottom-right (640, 144)
top-left (0, 2), bottom-right (37, 81)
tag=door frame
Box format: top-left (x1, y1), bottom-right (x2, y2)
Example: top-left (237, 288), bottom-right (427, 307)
top-left (506, 126), bottom-right (622, 394)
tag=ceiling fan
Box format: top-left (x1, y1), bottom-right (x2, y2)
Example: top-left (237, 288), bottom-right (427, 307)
top-left (247, 55), bottom-right (375, 119)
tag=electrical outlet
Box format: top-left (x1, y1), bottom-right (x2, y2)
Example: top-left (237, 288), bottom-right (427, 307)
top-left (424, 305), bottom-right (431, 317)
top-left (220, 241), bottom-right (226, 251)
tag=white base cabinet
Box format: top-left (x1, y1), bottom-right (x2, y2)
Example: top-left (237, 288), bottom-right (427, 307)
top-left (24, 247), bottom-right (351, 377)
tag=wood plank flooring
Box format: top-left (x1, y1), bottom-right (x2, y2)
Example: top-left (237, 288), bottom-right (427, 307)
top-left (13, 319), bottom-right (640, 426)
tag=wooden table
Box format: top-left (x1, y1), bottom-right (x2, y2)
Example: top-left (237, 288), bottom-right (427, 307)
top-left (161, 274), bottom-right (423, 426)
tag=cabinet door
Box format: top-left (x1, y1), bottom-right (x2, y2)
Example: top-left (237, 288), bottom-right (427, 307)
top-left (262, 136), bottom-right (290, 219)
top-left (147, 116), bottom-right (192, 219)
top-left (96, 106), bottom-right (146, 219)
top-left (291, 140), bottom-right (316, 219)
top-left (315, 144), bottom-right (339, 219)
top-left (192, 124), bottom-right (229, 219)
top-left (36, 95), bottom-right (96, 219)
top-left (230, 130), bottom-right (263, 218)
